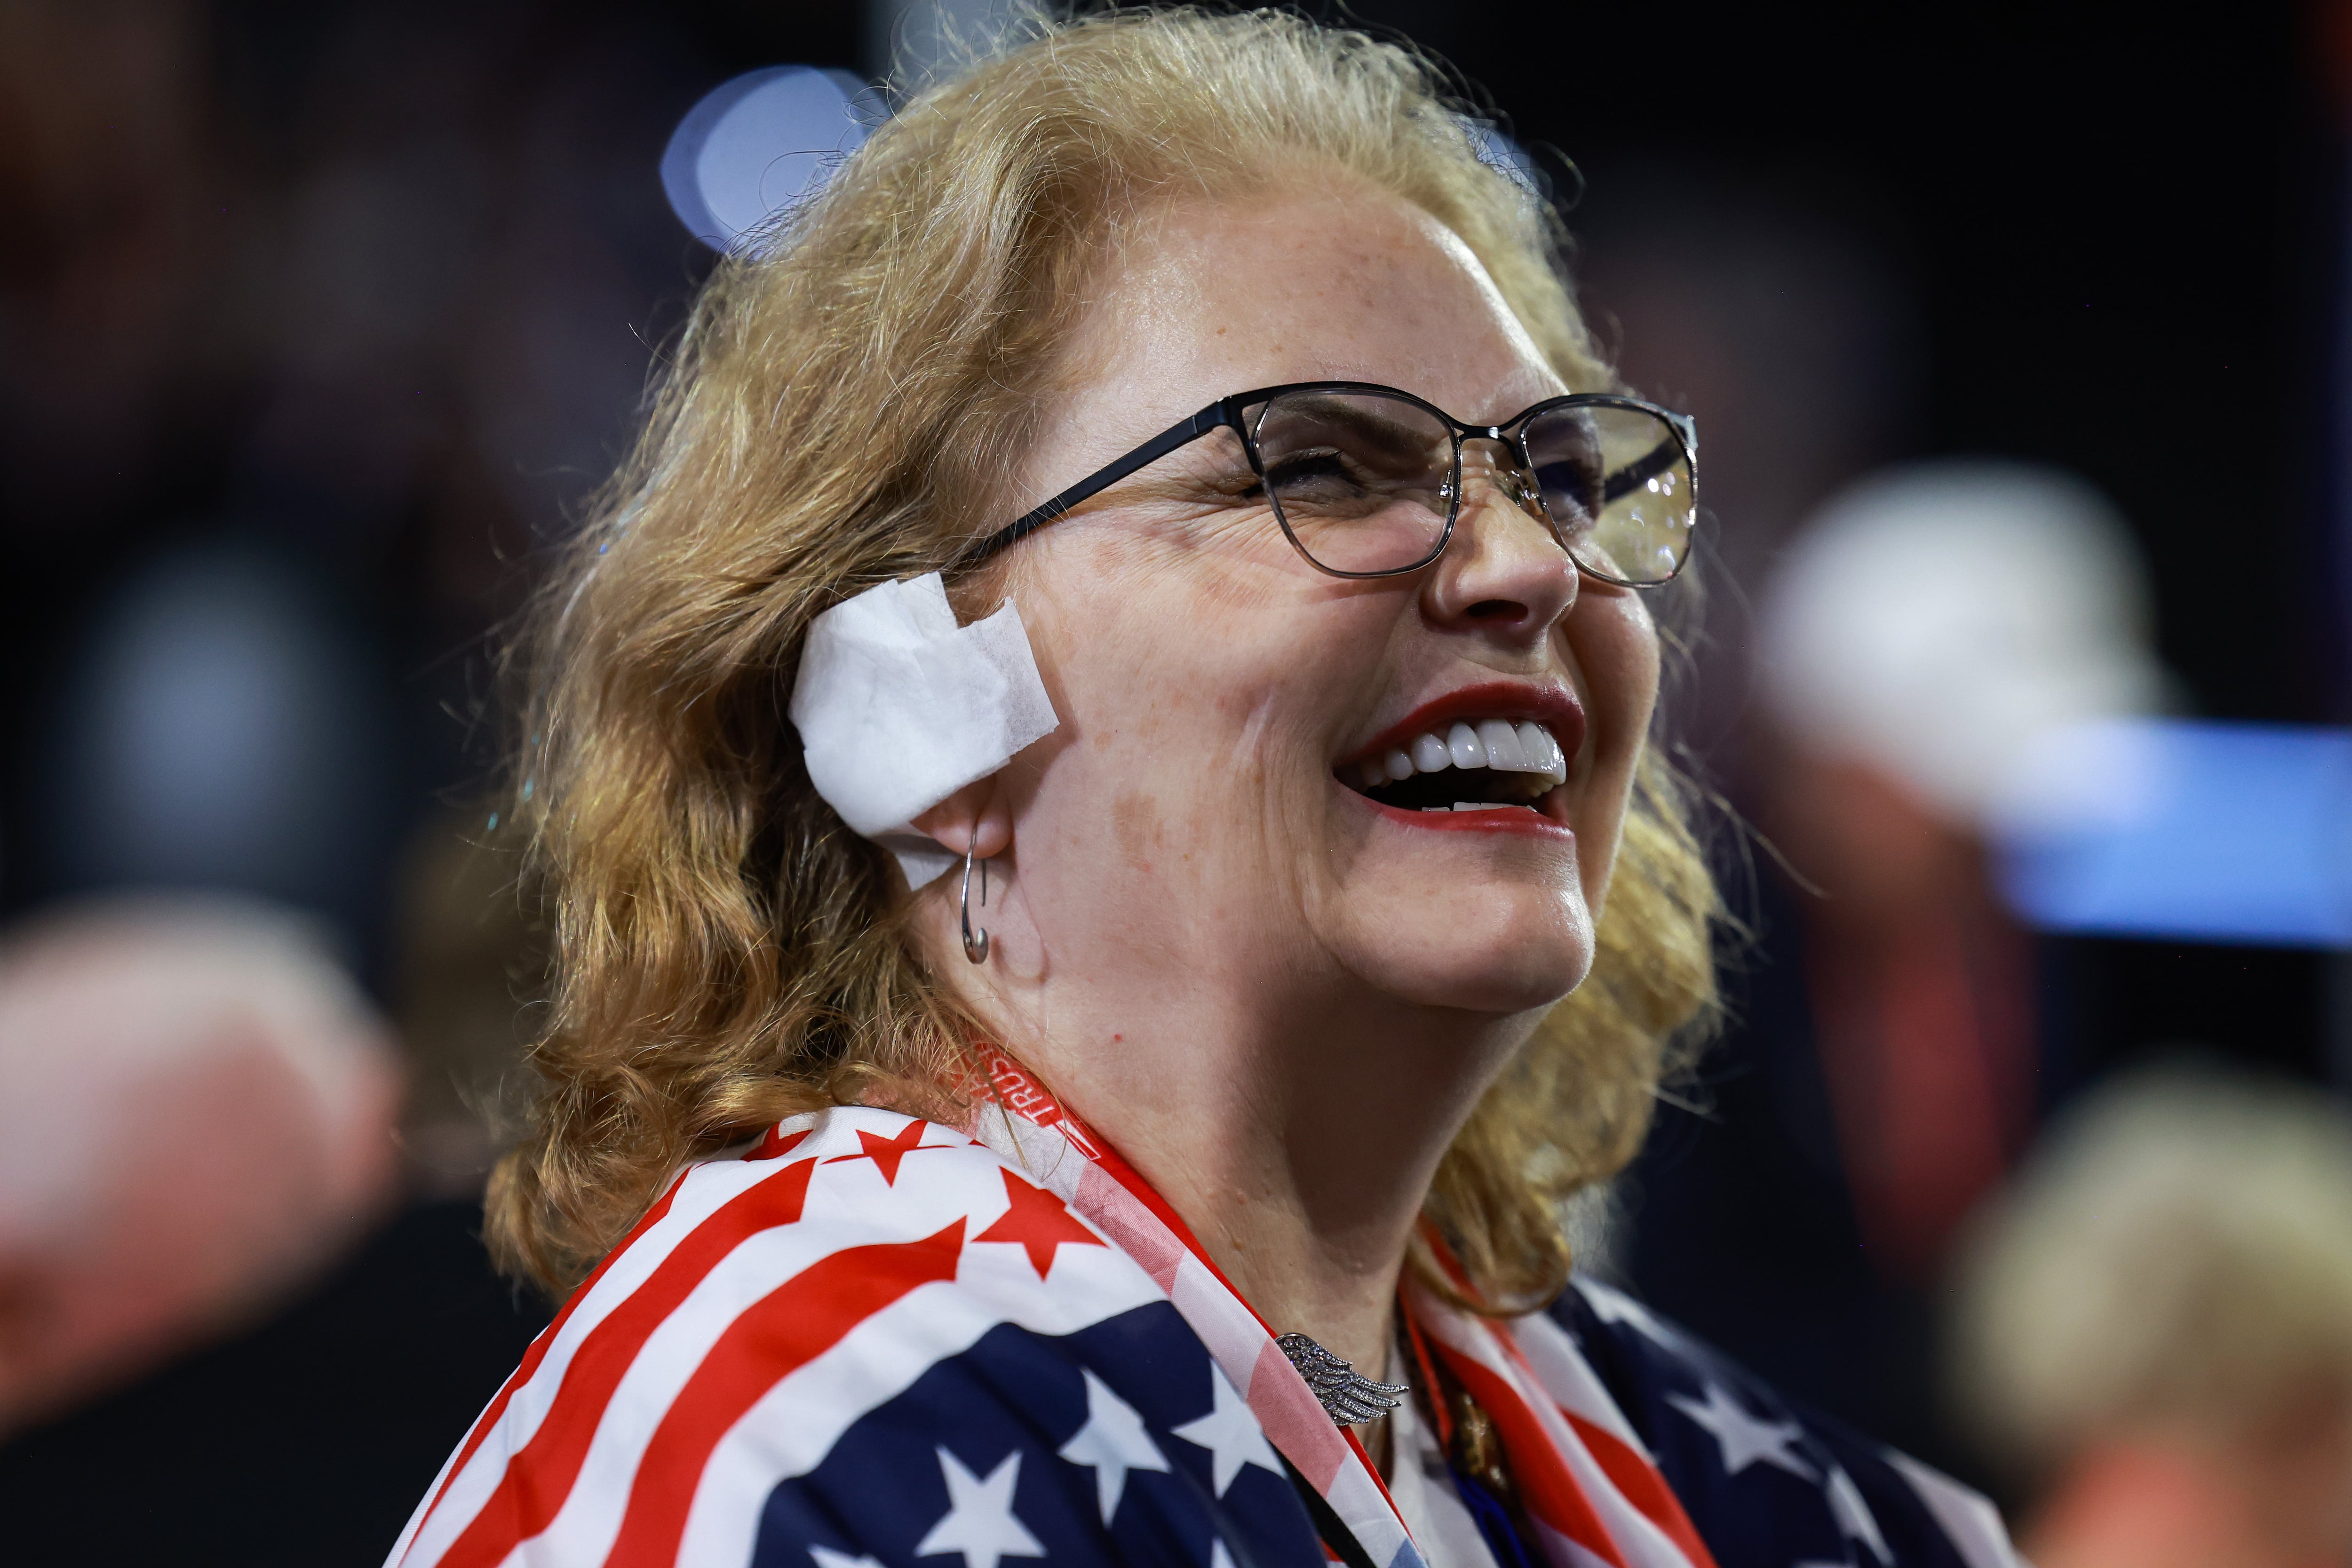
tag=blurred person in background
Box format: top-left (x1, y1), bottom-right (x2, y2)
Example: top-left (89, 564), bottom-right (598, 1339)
top-left (1951, 1065), bottom-right (2352, 1568)
top-left (0, 4), bottom-right (733, 1560)
top-left (1626, 459), bottom-right (2168, 1465)
top-left (1756, 461), bottom-right (2166, 1283)
top-left (0, 895), bottom-right (402, 1434)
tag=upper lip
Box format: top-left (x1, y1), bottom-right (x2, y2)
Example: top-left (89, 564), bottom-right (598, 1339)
top-left (1338, 679), bottom-right (1587, 772)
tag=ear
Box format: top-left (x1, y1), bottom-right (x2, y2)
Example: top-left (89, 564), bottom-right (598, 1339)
top-left (909, 773), bottom-right (1012, 860)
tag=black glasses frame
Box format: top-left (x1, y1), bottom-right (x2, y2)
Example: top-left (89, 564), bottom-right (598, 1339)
top-left (957, 380), bottom-right (1699, 587)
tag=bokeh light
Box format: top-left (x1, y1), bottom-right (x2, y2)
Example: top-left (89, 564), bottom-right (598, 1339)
top-left (660, 65), bottom-right (877, 252)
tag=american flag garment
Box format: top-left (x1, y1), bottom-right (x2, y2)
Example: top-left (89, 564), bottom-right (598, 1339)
top-left (388, 1065), bottom-right (2018, 1568)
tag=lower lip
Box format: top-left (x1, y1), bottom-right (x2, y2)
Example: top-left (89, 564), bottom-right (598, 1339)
top-left (1346, 789), bottom-right (1576, 840)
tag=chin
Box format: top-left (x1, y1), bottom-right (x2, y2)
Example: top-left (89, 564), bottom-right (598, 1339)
top-left (1353, 908), bottom-right (1596, 1016)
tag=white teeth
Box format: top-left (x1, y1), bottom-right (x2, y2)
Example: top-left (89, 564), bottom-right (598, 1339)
top-left (1517, 720), bottom-right (1564, 777)
top-left (1347, 717), bottom-right (1571, 791)
top-left (1415, 802), bottom-right (1537, 814)
top-left (1478, 718), bottom-right (1529, 771)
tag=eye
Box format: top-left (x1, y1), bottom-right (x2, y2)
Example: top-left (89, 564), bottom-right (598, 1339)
top-left (1532, 456), bottom-right (1603, 524)
top-left (1262, 447), bottom-right (1368, 499)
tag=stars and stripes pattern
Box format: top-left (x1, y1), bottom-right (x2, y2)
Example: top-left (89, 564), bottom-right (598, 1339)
top-left (388, 1072), bottom-right (2018, 1568)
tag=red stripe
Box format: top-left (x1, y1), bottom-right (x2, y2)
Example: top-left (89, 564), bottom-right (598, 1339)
top-left (1433, 1339), bottom-right (1629, 1568)
top-left (746, 1125), bottom-right (813, 1161)
top-left (1563, 1409), bottom-right (1718, 1568)
top-left (1482, 1323), bottom-right (1717, 1566)
top-left (432, 1158), bottom-right (818, 1568)
top-left (406, 1175), bottom-right (691, 1549)
top-left (601, 1218), bottom-right (969, 1564)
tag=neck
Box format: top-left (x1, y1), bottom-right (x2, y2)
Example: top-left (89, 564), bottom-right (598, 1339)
top-left (987, 965), bottom-right (1534, 1379)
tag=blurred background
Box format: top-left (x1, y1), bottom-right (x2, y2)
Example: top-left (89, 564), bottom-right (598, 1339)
top-left (0, 0), bottom-right (2347, 1562)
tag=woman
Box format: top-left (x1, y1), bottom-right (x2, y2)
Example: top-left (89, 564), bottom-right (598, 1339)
top-left (390, 13), bottom-right (2016, 1568)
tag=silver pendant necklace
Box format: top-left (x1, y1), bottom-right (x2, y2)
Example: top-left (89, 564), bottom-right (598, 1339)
top-left (1275, 1331), bottom-right (1409, 1427)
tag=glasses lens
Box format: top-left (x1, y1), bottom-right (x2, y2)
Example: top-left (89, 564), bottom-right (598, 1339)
top-left (1522, 404), bottom-right (1695, 585)
top-left (1248, 390), bottom-right (1455, 575)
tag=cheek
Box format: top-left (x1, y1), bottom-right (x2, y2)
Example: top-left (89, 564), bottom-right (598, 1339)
top-left (1572, 592), bottom-right (1661, 762)
top-left (1564, 593), bottom-right (1660, 906)
top-left (1015, 542), bottom-right (1364, 877)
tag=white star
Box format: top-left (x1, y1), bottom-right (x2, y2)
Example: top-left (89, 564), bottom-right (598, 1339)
top-left (1169, 1369), bottom-right (1284, 1497)
top-left (1825, 1463), bottom-right (1892, 1565)
top-left (914, 1448), bottom-right (1045, 1568)
top-left (1057, 1368), bottom-right (1170, 1524)
top-left (810, 1550), bottom-right (884, 1568)
top-left (1210, 1540), bottom-right (1240, 1568)
top-left (1665, 1382), bottom-right (1819, 1482)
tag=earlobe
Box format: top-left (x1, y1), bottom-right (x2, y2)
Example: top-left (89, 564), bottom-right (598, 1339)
top-left (909, 775), bottom-right (1013, 859)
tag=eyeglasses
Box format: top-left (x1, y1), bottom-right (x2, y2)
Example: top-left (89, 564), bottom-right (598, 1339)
top-left (959, 381), bottom-right (1698, 587)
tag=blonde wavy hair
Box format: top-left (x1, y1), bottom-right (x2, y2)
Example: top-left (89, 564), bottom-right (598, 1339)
top-left (489, 7), bottom-right (1722, 1308)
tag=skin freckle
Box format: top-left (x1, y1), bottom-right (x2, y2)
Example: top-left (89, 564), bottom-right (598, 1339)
top-left (1111, 787), bottom-right (1168, 877)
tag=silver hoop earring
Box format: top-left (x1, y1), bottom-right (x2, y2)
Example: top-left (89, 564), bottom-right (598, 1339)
top-left (960, 844), bottom-right (990, 965)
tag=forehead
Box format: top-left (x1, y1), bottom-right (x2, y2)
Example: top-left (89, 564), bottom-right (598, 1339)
top-left (1056, 178), bottom-right (1565, 437)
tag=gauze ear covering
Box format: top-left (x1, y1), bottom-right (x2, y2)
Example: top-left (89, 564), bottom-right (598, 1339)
top-left (788, 573), bottom-right (1058, 888)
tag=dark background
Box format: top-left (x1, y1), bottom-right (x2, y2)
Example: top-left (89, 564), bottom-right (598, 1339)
top-left (0, 1), bottom-right (2342, 1562)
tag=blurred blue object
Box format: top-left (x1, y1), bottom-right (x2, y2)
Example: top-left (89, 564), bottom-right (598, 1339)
top-left (44, 541), bottom-right (393, 939)
top-left (660, 66), bottom-right (876, 252)
top-left (1995, 718), bottom-right (2352, 948)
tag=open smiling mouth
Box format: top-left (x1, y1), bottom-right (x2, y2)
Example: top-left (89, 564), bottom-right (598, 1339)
top-left (1337, 719), bottom-right (1569, 816)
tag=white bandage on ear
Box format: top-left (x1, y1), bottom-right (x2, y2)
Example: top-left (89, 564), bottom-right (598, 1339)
top-left (788, 572), bottom-right (1058, 889)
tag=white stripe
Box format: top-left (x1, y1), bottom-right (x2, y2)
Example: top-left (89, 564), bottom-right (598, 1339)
top-left (1534, 1518), bottom-right (1633, 1568)
top-left (973, 1104), bottom-right (1093, 1199)
top-left (396, 1150), bottom-right (828, 1565)
top-left (1324, 1461), bottom-right (1421, 1568)
top-left (676, 1230), bottom-right (1168, 1563)
top-left (1508, 1309), bottom-right (1653, 1458)
top-left (1168, 1257), bottom-right (1263, 1392)
top-left (523, 1138), bottom-right (1021, 1566)
top-left (1885, 1452), bottom-right (2021, 1568)
top-left (1409, 1285), bottom-right (1697, 1568)
top-left (403, 1111), bottom-right (986, 1566)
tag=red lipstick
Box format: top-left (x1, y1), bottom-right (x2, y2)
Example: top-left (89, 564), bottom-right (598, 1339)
top-left (1339, 680), bottom-right (1586, 773)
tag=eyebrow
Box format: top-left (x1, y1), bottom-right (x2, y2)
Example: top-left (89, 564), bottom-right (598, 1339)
top-left (1258, 395), bottom-right (1439, 463)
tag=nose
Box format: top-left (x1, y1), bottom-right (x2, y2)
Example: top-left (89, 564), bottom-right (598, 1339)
top-left (1421, 443), bottom-right (1579, 643)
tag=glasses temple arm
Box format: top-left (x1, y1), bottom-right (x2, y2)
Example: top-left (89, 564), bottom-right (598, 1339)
top-left (958, 399), bottom-right (1234, 566)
